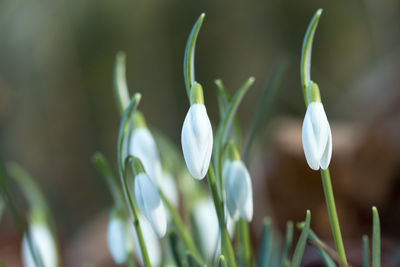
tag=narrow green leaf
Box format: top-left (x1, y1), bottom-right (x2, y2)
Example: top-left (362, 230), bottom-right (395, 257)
top-left (0, 196), bottom-right (4, 222)
top-left (307, 229), bottom-right (336, 267)
top-left (257, 217), bottom-right (272, 267)
top-left (244, 59), bottom-right (288, 163)
top-left (186, 251), bottom-right (203, 267)
top-left (372, 207), bottom-right (381, 267)
top-left (214, 77), bottom-right (254, 193)
top-left (92, 152), bottom-right (124, 208)
top-left (6, 163), bottom-right (48, 213)
top-left (0, 164), bottom-right (45, 267)
top-left (290, 210), bottom-right (311, 267)
top-left (215, 79), bottom-right (242, 149)
top-left (300, 9), bottom-right (323, 106)
top-left (169, 231), bottom-right (184, 267)
top-left (159, 188), bottom-right (204, 265)
top-left (238, 219), bottom-right (252, 267)
top-left (114, 51), bottom-right (130, 114)
top-left (184, 13), bottom-right (205, 100)
top-left (281, 221), bottom-right (294, 267)
top-left (363, 235), bottom-right (370, 267)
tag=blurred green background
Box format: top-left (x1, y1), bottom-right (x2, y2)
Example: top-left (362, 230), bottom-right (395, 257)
top-left (1, 0), bottom-right (400, 266)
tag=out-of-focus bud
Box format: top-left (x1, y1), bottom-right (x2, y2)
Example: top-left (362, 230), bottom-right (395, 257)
top-left (22, 218), bottom-right (58, 267)
top-left (181, 82), bottom-right (213, 179)
top-left (107, 208), bottom-right (128, 265)
top-left (133, 157), bottom-right (167, 238)
top-left (132, 214), bottom-right (162, 267)
top-left (223, 142), bottom-right (253, 222)
top-left (129, 111), bottom-right (162, 185)
top-left (302, 82), bottom-right (332, 170)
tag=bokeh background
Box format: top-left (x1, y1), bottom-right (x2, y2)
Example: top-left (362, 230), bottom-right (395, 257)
top-left (1, 0), bottom-right (400, 266)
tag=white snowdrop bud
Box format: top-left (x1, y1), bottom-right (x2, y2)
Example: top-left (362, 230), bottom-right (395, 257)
top-left (223, 142), bottom-right (253, 222)
top-left (302, 82), bottom-right (332, 170)
top-left (22, 222), bottom-right (58, 267)
top-left (181, 82), bottom-right (213, 179)
top-left (133, 158), bottom-right (167, 238)
top-left (107, 208), bottom-right (128, 265)
top-left (129, 111), bottom-right (162, 185)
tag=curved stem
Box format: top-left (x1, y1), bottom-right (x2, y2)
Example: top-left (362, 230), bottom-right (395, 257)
top-left (320, 168), bottom-right (347, 267)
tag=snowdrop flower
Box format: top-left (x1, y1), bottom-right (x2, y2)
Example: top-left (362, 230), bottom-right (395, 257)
top-left (181, 82), bottom-right (213, 179)
top-left (302, 81), bottom-right (332, 170)
top-left (223, 142), bottom-right (253, 222)
top-left (133, 157), bottom-right (167, 238)
top-left (22, 221), bottom-right (58, 267)
top-left (107, 208), bottom-right (128, 265)
top-left (129, 111), bottom-right (162, 185)
top-left (132, 214), bottom-right (161, 267)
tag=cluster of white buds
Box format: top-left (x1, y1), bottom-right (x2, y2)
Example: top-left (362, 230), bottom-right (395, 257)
top-left (22, 212), bottom-right (58, 267)
top-left (223, 142), bottom-right (253, 222)
top-left (301, 81), bottom-right (332, 170)
top-left (181, 82), bottom-right (213, 180)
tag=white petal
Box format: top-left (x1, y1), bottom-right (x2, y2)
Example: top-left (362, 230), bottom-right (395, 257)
top-left (223, 161), bottom-right (239, 220)
top-left (302, 102), bottom-right (330, 170)
top-left (129, 128), bottom-right (162, 185)
top-left (192, 198), bottom-right (220, 260)
top-left (160, 172), bottom-right (179, 208)
top-left (22, 224), bottom-right (58, 267)
top-left (320, 123), bottom-right (332, 170)
top-left (132, 214), bottom-right (162, 267)
top-left (181, 104), bottom-right (213, 179)
top-left (107, 216), bottom-right (128, 264)
top-left (134, 173), bottom-right (167, 238)
top-left (229, 161), bottom-right (253, 222)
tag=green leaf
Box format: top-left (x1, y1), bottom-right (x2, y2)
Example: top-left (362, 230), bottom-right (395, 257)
top-left (257, 217), bottom-right (272, 267)
top-left (372, 207), bottom-right (381, 267)
top-left (0, 164), bottom-right (45, 267)
top-left (244, 59), bottom-right (288, 162)
top-left (92, 152), bottom-right (124, 208)
top-left (114, 51), bottom-right (130, 114)
top-left (158, 188), bottom-right (204, 265)
top-left (184, 13), bottom-right (205, 101)
top-left (290, 210), bottom-right (311, 267)
top-left (215, 79), bottom-right (242, 150)
top-left (281, 221), bottom-right (294, 267)
top-left (0, 195), bottom-right (4, 222)
top-left (363, 235), bottom-right (370, 267)
top-left (237, 219), bottom-right (252, 267)
top-left (306, 229), bottom-right (336, 267)
top-left (214, 77), bottom-right (254, 193)
top-left (168, 231), bottom-right (184, 267)
top-left (300, 9), bottom-right (322, 106)
top-left (186, 251), bottom-right (203, 267)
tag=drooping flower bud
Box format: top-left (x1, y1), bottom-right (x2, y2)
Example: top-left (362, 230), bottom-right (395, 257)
top-left (129, 111), bottom-right (162, 185)
top-left (223, 142), bottom-right (253, 222)
top-left (107, 208), bottom-right (128, 265)
top-left (132, 157), bottom-right (167, 238)
top-left (22, 219), bottom-right (58, 267)
top-left (181, 82), bottom-right (213, 179)
top-left (301, 82), bottom-right (332, 170)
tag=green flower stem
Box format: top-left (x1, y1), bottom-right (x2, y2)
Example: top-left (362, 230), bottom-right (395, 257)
top-left (117, 94), bottom-right (151, 267)
top-left (158, 189), bottom-right (204, 265)
top-left (121, 168), bottom-right (151, 267)
top-left (128, 250), bottom-right (137, 267)
top-left (238, 219), bottom-right (252, 267)
top-left (320, 168), bottom-right (347, 267)
top-left (206, 165), bottom-right (236, 267)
